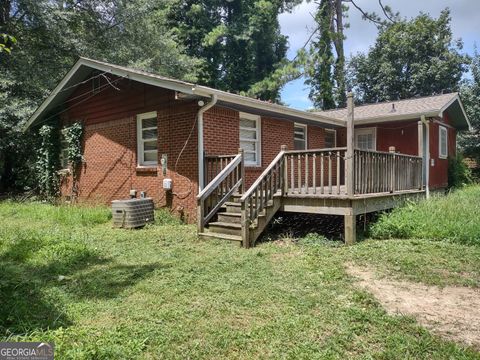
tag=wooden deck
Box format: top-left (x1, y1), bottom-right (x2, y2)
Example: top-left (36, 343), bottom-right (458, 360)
top-left (197, 94), bottom-right (427, 247)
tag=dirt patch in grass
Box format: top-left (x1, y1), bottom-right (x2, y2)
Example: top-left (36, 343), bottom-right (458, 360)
top-left (347, 264), bottom-right (480, 349)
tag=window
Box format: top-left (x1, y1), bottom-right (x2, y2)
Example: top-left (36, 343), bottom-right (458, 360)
top-left (324, 129), bottom-right (336, 148)
top-left (294, 123), bottom-right (307, 150)
top-left (439, 125), bottom-right (448, 159)
top-left (59, 128), bottom-right (69, 169)
top-left (239, 112), bottom-right (261, 166)
top-left (355, 127), bottom-right (376, 151)
top-left (137, 111), bottom-right (158, 166)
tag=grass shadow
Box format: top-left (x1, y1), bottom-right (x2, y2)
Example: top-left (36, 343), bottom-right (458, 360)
top-left (66, 263), bottom-right (165, 299)
top-left (0, 236), bottom-right (160, 336)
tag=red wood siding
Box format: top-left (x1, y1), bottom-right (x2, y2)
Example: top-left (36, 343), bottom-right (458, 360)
top-left (375, 121), bottom-right (418, 155)
top-left (336, 118), bottom-right (456, 190)
top-left (429, 114), bottom-right (456, 189)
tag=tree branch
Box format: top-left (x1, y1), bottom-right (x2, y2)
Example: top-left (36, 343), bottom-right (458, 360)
top-left (378, 0), bottom-right (396, 23)
top-left (349, 0), bottom-right (384, 28)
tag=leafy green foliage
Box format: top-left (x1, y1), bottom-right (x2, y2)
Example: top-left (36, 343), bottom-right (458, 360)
top-left (349, 10), bottom-right (468, 103)
top-left (64, 122), bottom-right (84, 167)
top-left (370, 185), bottom-right (480, 245)
top-left (166, 0), bottom-right (301, 101)
top-left (448, 154), bottom-right (473, 189)
top-left (0, 0), bottom-right (202, 193)
top-left (459, 49), bottom-right (480, 163)
top-left (0, 33), bottom-right (16, 53)
top-left (37, 124), bottom-right (60, 198)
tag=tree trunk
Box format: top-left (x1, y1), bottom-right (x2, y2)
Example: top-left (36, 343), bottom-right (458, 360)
top-left (333, 0), bottom-right (346, 107)
top-left (0, 0), bottom-right (11, 27)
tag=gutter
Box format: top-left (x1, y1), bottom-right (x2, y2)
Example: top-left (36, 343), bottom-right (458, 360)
top-left (197, 94), bottom-right (218, 191)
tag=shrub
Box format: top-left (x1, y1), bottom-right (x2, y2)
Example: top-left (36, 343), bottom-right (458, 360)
top-left (448, 154), bottom-right (473, 189)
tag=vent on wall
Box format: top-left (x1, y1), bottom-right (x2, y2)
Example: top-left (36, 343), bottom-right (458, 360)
top-left (112, 198), bottom-right (154, 228)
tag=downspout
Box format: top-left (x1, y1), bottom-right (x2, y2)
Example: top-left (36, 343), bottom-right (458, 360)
top-left (420, 115), bottom-right (430, 199)
top-left (197, 94), bottom-right (218, 191)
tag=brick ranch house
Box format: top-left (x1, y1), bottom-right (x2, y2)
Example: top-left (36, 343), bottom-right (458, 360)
top-left (25, 58), bottom-right (471, 244)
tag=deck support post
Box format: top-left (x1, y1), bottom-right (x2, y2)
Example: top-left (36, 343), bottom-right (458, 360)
top-left (344, 209), bottom-right (356, 245)
top-left (346, 92), bottom-right (355, 197)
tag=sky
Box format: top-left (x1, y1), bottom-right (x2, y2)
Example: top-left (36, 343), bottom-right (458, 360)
top-left (279, 0), bottom-right (480, 110)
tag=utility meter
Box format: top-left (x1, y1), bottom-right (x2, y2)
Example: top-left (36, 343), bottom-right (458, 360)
top-left (163, 178), bottom-right (172, 190)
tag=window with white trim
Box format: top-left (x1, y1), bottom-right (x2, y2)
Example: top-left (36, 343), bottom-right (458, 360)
top-left (239, 112), bottom-right (261, 166)
top-left (439, 125), bottom-right (448, 159)
top-left (294, 123), bottom-right (307, 150)
top-left (137, 111), bottom-right (158, 166)
top-left (324, 129), bottom-right (336, 148)
top-left (355, 127), bottom-right (376, 151)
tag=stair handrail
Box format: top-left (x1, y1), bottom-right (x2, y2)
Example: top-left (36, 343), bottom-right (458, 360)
top-left (240, 146), bottom-right (287, 247)
top-left (197, 149), bottom-right (244, 233)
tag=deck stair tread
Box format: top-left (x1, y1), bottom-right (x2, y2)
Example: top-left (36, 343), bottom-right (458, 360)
top-left (198, 232), bottom-right (242, 242)
top-left (218, 212), bottom-right (241, 217)
top-left (208, 221), bottom-right (242, 229)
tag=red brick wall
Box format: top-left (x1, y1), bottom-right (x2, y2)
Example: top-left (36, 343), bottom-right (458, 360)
top-left (59, 75), bottom-right (331, 222)
top-left (61, 76), bottom-right (199, 222)
top-left (308, 125), bottom-right (326, 149)
top-left (203, 112), bottom-right (330, 188)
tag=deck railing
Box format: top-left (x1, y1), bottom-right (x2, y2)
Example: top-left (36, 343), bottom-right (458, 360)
top-left (240, 148), bottom-right (285, 224)
top-left (197, 150), bottom-right (244, 232)
top-left (354, 150), bottom-right (423, 195)
top-left (204, 154), bottom-right (237, 186)
top-left (283, 148), bottom-right (347, 195)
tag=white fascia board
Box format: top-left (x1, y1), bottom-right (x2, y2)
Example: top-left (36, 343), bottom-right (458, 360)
top-left (353, 111), bottom-right (439, 125)
top-left (191, 86), bottom-right (346, 127)
top-left (24, 58), bottom-right (198, 131)
top-left (79, 58), bottom-right (196, 94)
top-left (439, 94), bottom-right (472, 131)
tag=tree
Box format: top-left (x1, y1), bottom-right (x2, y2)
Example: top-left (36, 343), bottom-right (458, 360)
top-left (246, 0), bottom-right (399, 108)
top-left (348, 9), bottom-right (468, 104)
top-left (459, 49), bottom-right (480, 165)
top-left (166, 0), bottom-right (302, 101)
top-left (0, 0), bottom-right (200, 192)
top-left (306, 0), bottom-right (335, 109)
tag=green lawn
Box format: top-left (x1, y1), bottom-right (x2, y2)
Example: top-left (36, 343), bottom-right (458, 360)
top-left (0, 199), bottom-right (479, 359)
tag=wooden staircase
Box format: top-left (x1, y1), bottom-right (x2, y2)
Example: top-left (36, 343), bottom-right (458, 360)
top-left (198, 193), bottom-right (282, 246)
top-left (197, 147), bottom-right (287, 248)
